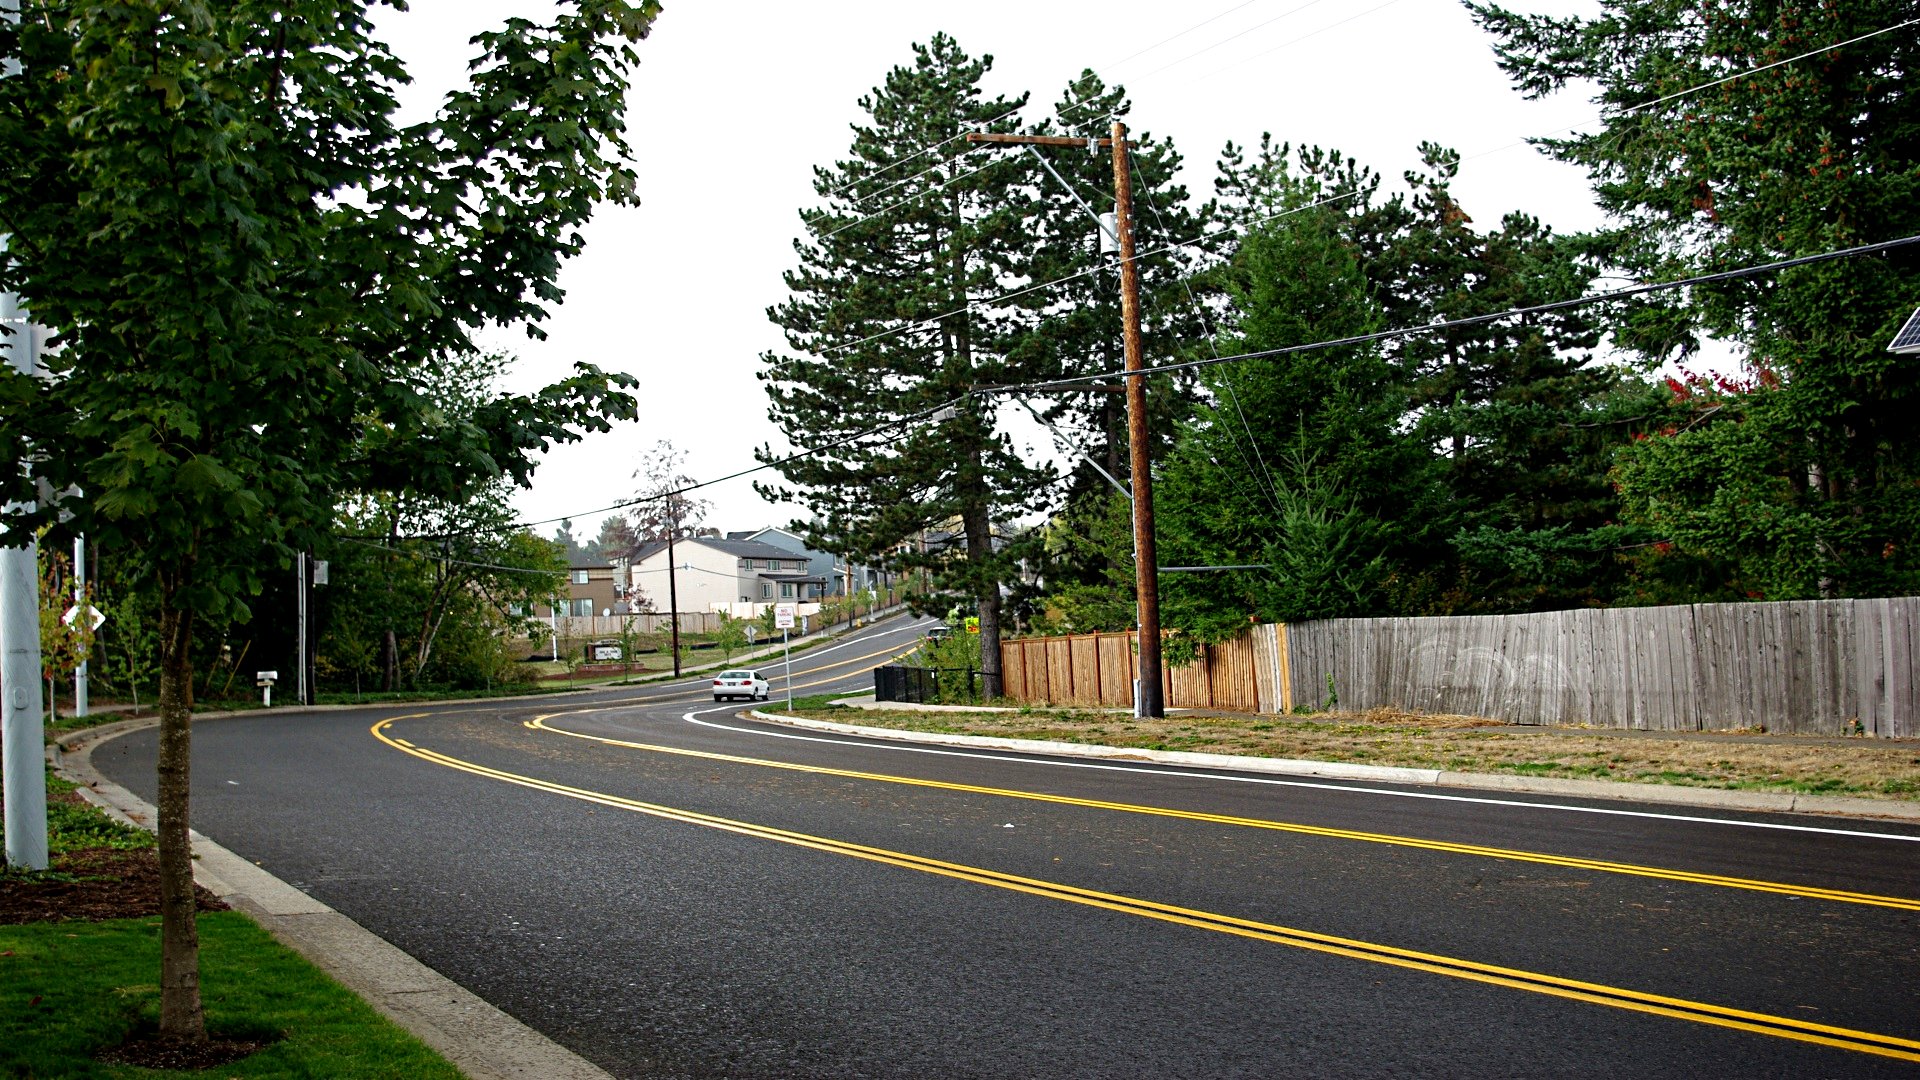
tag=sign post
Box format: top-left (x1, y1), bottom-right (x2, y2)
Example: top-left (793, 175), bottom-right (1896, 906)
top-left (774, 603), bottom-right (796, 711)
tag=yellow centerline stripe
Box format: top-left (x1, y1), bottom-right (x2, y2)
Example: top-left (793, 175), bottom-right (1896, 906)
top-left (553, 640), bottom-right (919, 711)
top-left (369, 717), bottom-right (1920, 1063)
top-left (520, 715), bottom-right (1920, 912)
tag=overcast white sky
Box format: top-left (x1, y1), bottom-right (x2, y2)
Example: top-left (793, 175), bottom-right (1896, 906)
top-left (372, 0), bottom-right (1614, 543)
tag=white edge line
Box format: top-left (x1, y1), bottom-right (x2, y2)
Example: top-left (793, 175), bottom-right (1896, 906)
top-left (662, 711), bottom-right (1920, 844)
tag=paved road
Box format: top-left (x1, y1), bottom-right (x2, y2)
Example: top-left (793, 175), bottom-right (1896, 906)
top-left (96, 613), bottom-right (1920, 1077)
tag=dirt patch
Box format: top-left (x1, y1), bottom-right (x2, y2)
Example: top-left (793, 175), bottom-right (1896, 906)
top-left (98, 1032), bottom-right (277, 1070)
top-left (796, 706), bottom-right (1920, 800)
top-left (0, 847), bottom-right (228, 925)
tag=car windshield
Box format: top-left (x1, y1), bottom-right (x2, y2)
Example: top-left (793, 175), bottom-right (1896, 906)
top-left (719, 671), bottom-right (750, 679)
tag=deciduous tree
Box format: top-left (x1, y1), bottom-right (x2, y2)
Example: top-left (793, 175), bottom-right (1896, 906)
top-left (0, 0), bottom-right (656, 1040)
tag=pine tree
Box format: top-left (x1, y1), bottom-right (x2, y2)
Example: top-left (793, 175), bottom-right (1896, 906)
top-left (1157, 145), bottom-right (1437, 635)
top-left (1384, 146), bottom-right (1659, 611)
top-left (759, 35), bottom-right (1052, 695)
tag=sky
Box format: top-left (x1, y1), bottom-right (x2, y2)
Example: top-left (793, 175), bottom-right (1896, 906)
top-left (369, 0), bottom-right (1616, 545)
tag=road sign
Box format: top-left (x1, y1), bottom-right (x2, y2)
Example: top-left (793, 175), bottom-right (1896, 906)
top-left (965, 616), bottom-right (980, 634)
top-left (774, 603), bottom-right (796, 629)
top-left (61, 604), bottom-right (106, 632)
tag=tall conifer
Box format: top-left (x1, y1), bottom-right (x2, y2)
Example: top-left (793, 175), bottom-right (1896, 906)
top-left (759, 35), bottom-right (1048, 693)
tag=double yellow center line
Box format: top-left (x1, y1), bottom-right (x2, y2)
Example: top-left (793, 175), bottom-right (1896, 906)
top-left (373, 716), bottom-right (1920, 1063)
top-left (523, 714), bottom-right (1920, 913)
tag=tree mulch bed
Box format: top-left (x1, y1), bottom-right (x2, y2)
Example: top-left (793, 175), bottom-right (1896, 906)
top-left (0, 847), bottom-right (228, 925)
top-left (97, 1032), bottom-right (279, 1070)
top-left (1, 788), bottom-right (228, 928)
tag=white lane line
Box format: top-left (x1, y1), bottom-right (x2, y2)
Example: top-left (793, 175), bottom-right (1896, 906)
top-left (679, 713), bottom-right (1920, 844)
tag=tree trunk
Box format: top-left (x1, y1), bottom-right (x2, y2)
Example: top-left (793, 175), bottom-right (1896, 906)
top-left (382, 628), bottom-right (399, 692)
top-left (964, 501), bottom-right (1003, 700)
top-left (155, 587), bottom-right (205, 1040)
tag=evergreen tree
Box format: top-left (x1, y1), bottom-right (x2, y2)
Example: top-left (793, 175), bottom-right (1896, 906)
top-left (1157, 146), bottom-right (1437, 637)
top-left (759, 35), bottom-right (1051, 695)
top-left (1385, 146), bottom-right (1661, 611)
top-left (1471, 0), bottom-right (1920, 598)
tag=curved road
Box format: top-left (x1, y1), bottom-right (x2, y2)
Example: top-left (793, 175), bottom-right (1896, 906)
top-left (96, 613), bottom-right (1920, 1078)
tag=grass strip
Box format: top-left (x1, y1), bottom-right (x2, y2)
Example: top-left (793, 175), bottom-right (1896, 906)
top-left (0, 910), bottom-right (461, 1078)
top-left (782, 706), bottom-right (1920, 801)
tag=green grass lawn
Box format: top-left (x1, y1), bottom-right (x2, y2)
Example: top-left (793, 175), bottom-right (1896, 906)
top-left (0, 911), bottom-right (461, 1078)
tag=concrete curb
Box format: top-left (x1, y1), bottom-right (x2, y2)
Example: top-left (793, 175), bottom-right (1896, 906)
top-left (55, 720), bottom-right (613, 1080)
top-left (747, 710), bottom-right (1920, 823)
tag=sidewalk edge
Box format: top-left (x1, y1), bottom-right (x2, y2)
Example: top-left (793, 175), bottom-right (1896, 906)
top-left (54, 720), bottom-right (613, 1080)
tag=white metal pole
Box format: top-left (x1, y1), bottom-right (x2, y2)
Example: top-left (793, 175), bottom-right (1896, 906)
top-left (1, 0), bottom-right (47, 864)
top-left (0, 12), bottom-right (47, 864)
top-left (784, 628), bottom-right (792, 712)
top-left (72, 535), bottom-right (86, 717)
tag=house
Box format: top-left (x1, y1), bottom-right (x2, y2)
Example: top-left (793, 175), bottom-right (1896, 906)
top-left (627, 536), bottom-right (828, 614)
top-left (531, 558), bottom-right (625, 619)
top-left (725, 526), bottom-right (894, 598)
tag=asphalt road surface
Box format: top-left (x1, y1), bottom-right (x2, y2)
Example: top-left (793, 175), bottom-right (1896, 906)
top-left (96, 613), bottom-right (1920, 1078)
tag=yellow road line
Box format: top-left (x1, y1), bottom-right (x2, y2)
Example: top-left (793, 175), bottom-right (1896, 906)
top-left (561, 640), bottom-right (917, 711)
top-left (519, 715), bottom-right (1920, 912)
top-left (368, 718), bottom-right (1920, 1064)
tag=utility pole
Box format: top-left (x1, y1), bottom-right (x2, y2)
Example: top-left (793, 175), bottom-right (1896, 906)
top-left (965, 122), bottom-right (1165, 717)
top-left (665, 497), bottom-right (682, 677)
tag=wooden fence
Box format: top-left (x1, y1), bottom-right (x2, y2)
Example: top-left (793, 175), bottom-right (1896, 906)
top-left (998, 631), bottom-right (1258, 711)
top-left (1274, 598), bottom-right (1919, 736)
top-left (1002, 598), bottom-right (1917, 736)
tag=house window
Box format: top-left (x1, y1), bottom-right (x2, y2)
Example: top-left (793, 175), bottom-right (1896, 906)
top-left (571, 570), bottom-right (590, 585)
top-left (761, 582), bottom-right (772, 599)
top-left (740, 559), bottom-right (753, 569)
top-left (780, 583), bottom-right (794, 599)
top-left (570, 598), bottom-right (594, 617)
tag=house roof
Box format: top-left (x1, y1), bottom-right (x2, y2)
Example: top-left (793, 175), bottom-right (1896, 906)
top-left (632, 536), bottom-right (798, 563)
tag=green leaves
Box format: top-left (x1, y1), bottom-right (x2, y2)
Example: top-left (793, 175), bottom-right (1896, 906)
top-left (0, 0), bottom-right (655, 622)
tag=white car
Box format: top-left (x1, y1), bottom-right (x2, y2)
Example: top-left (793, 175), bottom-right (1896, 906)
top-left (712, 669), bottom-right (770, 702)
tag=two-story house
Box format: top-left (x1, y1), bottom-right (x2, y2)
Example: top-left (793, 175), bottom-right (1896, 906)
top-left (627, 536), bottom-right (827, 615)
top-left (530, 558), bottom-right (625, 619)
top-left (727, 526), bottom-right (897, 598)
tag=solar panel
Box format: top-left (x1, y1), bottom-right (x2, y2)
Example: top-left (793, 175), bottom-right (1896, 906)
top-left (1890, 307), bottom-right (1920, 354)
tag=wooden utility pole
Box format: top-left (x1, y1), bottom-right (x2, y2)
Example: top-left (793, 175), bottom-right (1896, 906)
top-left (965, 122), bottom-right (1164, 716)
top-left (665, 498), bottom-right (682, 677)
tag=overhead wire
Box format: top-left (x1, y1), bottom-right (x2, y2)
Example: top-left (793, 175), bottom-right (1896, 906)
top-left (1124, 142), bottom-right (1286, 516)
top-left (977, 234), bottom-right (1920, 393)
top-left (525, 9), bottom-right (1915, 540)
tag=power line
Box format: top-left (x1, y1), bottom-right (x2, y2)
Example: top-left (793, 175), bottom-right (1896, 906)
top-left (770, 188), bottom-right (1364, 375)
top-left (533, 13), bottom-right (1920, 542)
top-left (1460, 16), bottom-right (1920, 167)
top-left (981, 233), bottom-right (1920, 392)
top-left (1131, 0), bottom-right (1336, 82)
top-left (1125, 143), bottom-right (1285, 516)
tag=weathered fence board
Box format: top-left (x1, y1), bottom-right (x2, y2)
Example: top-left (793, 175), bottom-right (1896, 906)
top-left (1279, 598), bottom-right (1919, 736)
